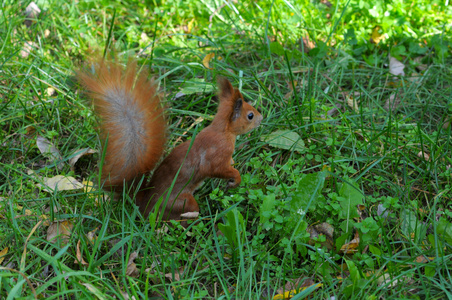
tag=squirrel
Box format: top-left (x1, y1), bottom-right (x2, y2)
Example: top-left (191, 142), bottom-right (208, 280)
top-left (77, 58), bottom-right (263, 220)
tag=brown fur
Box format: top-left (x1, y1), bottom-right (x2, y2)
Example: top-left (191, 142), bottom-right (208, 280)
top-left (77, 59), bottom-right (166, 186)
top-left (78, 60), bottom-right (263, 220)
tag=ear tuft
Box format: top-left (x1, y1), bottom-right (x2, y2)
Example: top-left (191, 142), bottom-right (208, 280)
top-left (231, 99), bottom-right (243, 121)
top-left (218, 77), bottom-right (234, 100)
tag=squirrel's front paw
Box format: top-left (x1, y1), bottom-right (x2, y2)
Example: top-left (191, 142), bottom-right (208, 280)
top-left (227, 177), bottom-right (241, 189)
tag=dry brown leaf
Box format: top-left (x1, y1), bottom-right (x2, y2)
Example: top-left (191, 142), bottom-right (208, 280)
top-left (413, 56), bottom-right (428, 72)
top-left (120, 291), bottom-right (137, 300)
top-left (87, 226), bottom-right (99, 243)
top-left (284, 80), bottom-right (297, 100)
top-left (389, 55), bottom-right (405, 76)
top-left (68, 147), bottom-right (97, 167)
top-left (417, 151), bottom-right (430, 161)
top-left (25, 2), bottom-right (41, 18)
top-left (320, 0), bottom-right (332, 7)
top-left (24, 2), bottom-right (41, 27)
top-left (384, 94), bottom-right (402, 111)
top-left (40, 214), bottom-right (51, 226)
top-left (0, 247), bottom-right (8, 265)
top-left (346, 96), bottom-right (359, 112)
top-left (164, 270), bottom-right (181, 282)
top-left (202, 53), bottom-right (215, 69)
top-left (37, 175), bottom-right (84, 192)
top-left (340, 232), bottom-right (360, 254)
top-left (301, 36), bottom-right (315, 53)
top-left (36, 135), bottom-right (64, 169)
top-left (126, 252), bottom-right (140, 278)
top-left (307, 222), bottom-right (334, 250)
top-left (21, 41), bottom-right (38, 58)
top-left (46, 220), bottom-right (73, 245)
top-left (74, 240), bottom-right (89, 266)
top-left (443, 118), bottom-right (451, 129)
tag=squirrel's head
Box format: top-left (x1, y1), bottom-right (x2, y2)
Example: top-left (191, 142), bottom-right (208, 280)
top-left (216, 78), bottom-right (263, 135)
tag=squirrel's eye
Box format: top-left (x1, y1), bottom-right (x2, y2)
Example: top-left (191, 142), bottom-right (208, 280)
top-left (247, 113), bottom-right (254, 120)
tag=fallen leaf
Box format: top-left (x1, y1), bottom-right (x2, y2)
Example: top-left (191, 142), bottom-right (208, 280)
top-left (340, 232), bottom-right (360, 254)
top-left (415, 256), bottom-right (432, 263)
top-left (273, 282), bottom-right (323, 299)
top-left (307, 222), bottom-right (334, 250)
top-left (37, 175), bottom-right (84, 192)
top-left (284, 80), bottom-right (297, 99)
top-left (417, 151), bottom-right (430, 161)
top-left (74, 240), bottom-right (89, 266)
top-left (320, 0), bottom-right (332, 7)
top-left (301, 36), bottom-right (315, 53)
top-left (389, 55), bottom-right (405, 76)
top-left (346, 96), bottom-right (359, 112)
top-left (202, 53), bottom-right (215, 69)
top-left (384, 94), bottom-right (402, 111)
top-left (126, 252), bottom-right (140, 278)
top-left (370, 26), bottom-right (385, 44)
top-left (46, 220), bottom-right (73, 245)
top-left (262, 130), bottom-right (305, 152)
top-left (120, 291), bottom-right (137, 300)
top-left (39, 214), bottom-right (51, 226)
top-left (68, 147), bottom-right (97, 167)
top-left (20, 41), bottom-right (38, 58)
top-left (164, 270), bottom-right (181, 282)
top-left (0, 247), bottom-right (8, 264)
top-left (36, 135), bottom-right (64, 169)
top-left (87, 226), bottom-right (99, 243)
top-left (46, 87), bottom-right (56, 97)
top-left (413, 56), bottom-right (428, 72)
top-left (25, 2), bottom-right (41, 18)
top-left (24, 2), bottom-right (41, 27)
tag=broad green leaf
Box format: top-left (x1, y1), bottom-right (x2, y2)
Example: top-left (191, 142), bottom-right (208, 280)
top-left (401, 209), bottom-right (427, 242)
top-left (261, 130), bottom-right (305, 152)
top-left (260, 193), bottom-right (276, 226)
top-left (291, 172), bottom-right (326, 214)
top-left (436, 217), bottom-right (452, 245)
top-left (338, 180), bottom-right (364, 219)
top-left (179, 78), bottom-right (214, 95)
top-left (270, 41), bottom-right (285, 56)
top-left (345, 259), bottom-right (361, 285)
top-left (218, 208), bottom-right (245, 257)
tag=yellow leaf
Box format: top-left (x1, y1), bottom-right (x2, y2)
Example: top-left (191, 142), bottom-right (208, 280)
top-left (371, 26), bottom-right (385, 44)
top-left (272, 283), bottom-right (323, 299)
top-left (0, 247), bottom-right (8, 264)
top-left (83, 180), bottom-right (95, 193)
top-left (46, 220), bottom-right (73, 245)
top-left (203, 53), bottom-right (215, 69)
top-left (187, 18), bottom-right (195, 33)
top-left (340, 234), bottom-right (360, 254)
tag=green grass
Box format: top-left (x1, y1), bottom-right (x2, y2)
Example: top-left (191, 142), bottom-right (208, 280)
top-left (1, 0), bottom-right (452, 298)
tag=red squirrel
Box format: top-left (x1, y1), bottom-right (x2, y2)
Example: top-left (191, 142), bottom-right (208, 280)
top-left (77, 59), bottom-right (263, 220)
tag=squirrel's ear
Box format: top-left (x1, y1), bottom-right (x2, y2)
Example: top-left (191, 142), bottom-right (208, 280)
top-left (231, 98), bottom-right (243, 121)
top-left (218, 77), bottom-right (234, 100)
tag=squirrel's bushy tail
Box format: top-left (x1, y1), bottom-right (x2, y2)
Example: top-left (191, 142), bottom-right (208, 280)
top-left (77, 59), bottom-right (166, 187)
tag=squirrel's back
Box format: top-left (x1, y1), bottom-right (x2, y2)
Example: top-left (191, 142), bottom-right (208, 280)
top-left (77, 59), bottom-right (166, 187)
